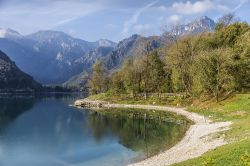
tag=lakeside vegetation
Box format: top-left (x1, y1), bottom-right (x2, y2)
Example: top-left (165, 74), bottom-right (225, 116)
top-left (86, 14), bottom-right (250, 166)
top-left (88, 15), bottom-right (249, 103)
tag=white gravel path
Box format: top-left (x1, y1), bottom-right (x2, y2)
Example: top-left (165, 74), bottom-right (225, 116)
top-left (74, 99), bottom-right (232, 166)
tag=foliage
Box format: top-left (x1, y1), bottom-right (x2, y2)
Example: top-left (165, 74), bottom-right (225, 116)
top-left (87, 19), bottom-right (250, 102)
top-left (104, 50), bottom-right (171, 98)
top-left (166, 21), bottom-right (250, 101)
top-left (88, 60), bottom-right (109, 94)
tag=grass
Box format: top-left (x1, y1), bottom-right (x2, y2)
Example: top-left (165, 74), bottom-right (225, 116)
top-left (172, 139), bottom-right (250, 166)
top-left (188, 94), bottom-right (250, 141)
top-left (173, 94), bottom-right (250, 166)
top-left (88, 93), bottom-right (250, 166)
top-left (88, 91), bottom-right (192, 106)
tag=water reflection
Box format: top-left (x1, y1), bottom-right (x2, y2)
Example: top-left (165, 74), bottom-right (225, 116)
top-left (0, 96), bottom-right (190, 166)
top-left (87, 109), bottom-right (190, 158)
top-left (0, 97), bottom-right (35, 128)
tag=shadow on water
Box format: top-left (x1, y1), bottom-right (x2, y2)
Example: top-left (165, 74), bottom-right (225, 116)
top-left (0, 96), bottom-right (36, 128)
top-left (0, 93), bottom-right (86, 128)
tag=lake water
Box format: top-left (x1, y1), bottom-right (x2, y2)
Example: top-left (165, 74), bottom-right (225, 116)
top-left (0, 94), bottom-right (190, 166)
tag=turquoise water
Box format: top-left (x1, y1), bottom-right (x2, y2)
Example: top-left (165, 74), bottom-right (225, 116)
top-left (0, 94), bottom-right (189, 166)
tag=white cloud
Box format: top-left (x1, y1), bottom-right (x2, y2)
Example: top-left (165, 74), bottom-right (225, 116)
top-left (121, 0), bottom-right (158, 36)
top-left (171, 0), bottom-right (214, 15)
top-left (167, 15), bottom-right (182, 26)
top-left (156, 0), bottom-right (229, 15)
top-left (133, 24), bottom-right (153, 36)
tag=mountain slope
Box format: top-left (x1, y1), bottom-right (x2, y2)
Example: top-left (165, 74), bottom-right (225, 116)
top-left (0, 50), bottom-right (42, 91)
top-left (0, 29), bottom-right (116, 84)
top-left (64, 46), bottom-right (114, 89)
top-left (65, 16), bottom-right (217, 89)
top-left (103, 34), bottom-right (164, 70)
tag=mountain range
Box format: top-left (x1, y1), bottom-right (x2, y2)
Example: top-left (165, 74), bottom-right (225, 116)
top-left (0, 16), bottom-right (216, 89)
top-left (0, 29), bottom-right (116, 84)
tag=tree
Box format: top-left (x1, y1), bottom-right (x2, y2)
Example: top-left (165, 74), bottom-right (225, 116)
top-left (118, 59), bottom-right (134, 94)
top-left (148, 51), bottom-right (170, 94)
top-left (88, 61), bottom-right (109, 94)
top-left (111, 71), bottom-right (125, 94)
top-left (196, 49), bottom-right (234, 102)
top-left (167, 36), bottom-right (201, 96)
top-left (231, 30), bottom-right (250, 91)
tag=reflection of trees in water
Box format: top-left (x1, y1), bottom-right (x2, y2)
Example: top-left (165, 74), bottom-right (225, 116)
top-left (87, 109), bottom-right (190, 157)
top-left (0, 97), bottom-right (35, 127)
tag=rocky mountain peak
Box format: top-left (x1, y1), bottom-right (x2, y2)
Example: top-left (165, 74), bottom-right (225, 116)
top-left (168, 16), bottom-right (216, 36)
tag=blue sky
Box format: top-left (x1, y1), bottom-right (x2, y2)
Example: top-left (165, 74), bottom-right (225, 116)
top-left (0, 0), bottom-right (249, 42)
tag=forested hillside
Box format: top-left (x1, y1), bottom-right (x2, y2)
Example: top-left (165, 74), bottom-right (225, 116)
top-left (88, 16), bottom-right (250, 102)
top-left (0, 50), bottom-right (42, 91)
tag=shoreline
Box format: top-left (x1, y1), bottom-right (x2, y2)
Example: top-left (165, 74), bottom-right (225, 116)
top-left (74, 98), bottom-right (232, 166)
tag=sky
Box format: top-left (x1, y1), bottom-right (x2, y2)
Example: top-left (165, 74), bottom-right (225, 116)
top-left (0, 0), bottom-right (249, 42)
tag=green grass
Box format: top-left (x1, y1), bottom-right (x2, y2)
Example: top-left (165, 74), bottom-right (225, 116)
top-left (188, 94), bottom-right (250, 141)
top-left (173, 94), bottom-right (250, 166)
top-left (172, 139), bottom-right (250, 166)
top-left (88, 91), bottom-right (192, 106)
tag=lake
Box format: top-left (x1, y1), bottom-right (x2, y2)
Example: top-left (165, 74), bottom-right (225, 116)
top-left (0, 94), bottom-right (190, 166)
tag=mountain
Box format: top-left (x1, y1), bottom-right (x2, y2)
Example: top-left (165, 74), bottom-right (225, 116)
top-left (0, 50), bottom-right (42, 91)
top-left (65, 35), bottom-right (164, 88)
top-left (104, 16), bottom-right (216, 70)
top-left (75, 46), bottom-right (114, 66)
top-left (103, 34), bottom-right (164, 70)
top-left (0, 16), bottom-right (215, 88)
top-left (167, 16), bottom-right (216, 36)
top-left (0, 29), bottom-right (116, 84)
top-left (95, 39), bottom-right (116, 47)
top-left (64, 46), bottom-right (113, 89)
top-left (65, 16), bottom-right (216, 89)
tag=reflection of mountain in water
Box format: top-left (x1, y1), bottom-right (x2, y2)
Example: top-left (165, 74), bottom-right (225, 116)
top-left (0, 97), bottom-right (35, 127)
top-left (87, 109), bottom-right (190, 157)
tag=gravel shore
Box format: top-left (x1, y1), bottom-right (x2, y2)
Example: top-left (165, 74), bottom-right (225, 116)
top-left (74, 99), bottom-right (232, 166)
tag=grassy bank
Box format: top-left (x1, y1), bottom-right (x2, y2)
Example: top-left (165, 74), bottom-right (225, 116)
top-left (173, 94), bottom-right (250, 166)
top-left (88, 93), bottom-right (250, 166)
top-left (88, 92), bottom-right (192, 106)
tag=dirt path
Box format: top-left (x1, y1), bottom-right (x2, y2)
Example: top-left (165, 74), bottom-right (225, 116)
top-left (74, 99), bottom-right (232, 166)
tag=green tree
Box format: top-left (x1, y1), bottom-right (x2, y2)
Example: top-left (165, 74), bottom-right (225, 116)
top-left (148, 51), bottom-right (170, 94)
top-left (167, 36), bottom-right (201, 96)
top-left (232, 30), bottom-right (250, 91)
top-left (111, 71), bottom-right (125, 94)
top-left (196, 48), bottom-right (234, 102)
top-left (88, 61), bottom-right (109, 94)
